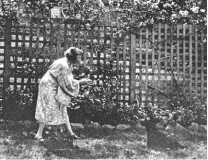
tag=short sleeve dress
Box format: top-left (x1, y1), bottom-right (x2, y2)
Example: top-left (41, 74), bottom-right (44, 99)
top-left (35, 57), bottom-right (79, 125)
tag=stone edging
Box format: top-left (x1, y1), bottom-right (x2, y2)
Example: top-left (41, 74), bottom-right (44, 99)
top-left (0, 120), bottom-right (207, 134)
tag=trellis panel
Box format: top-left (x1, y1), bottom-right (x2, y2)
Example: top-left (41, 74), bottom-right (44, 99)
top-left (0, 17), bottom-right (207, 115)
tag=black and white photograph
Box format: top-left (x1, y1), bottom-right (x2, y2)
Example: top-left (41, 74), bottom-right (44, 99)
top-left (0, 0), bottom-right (207, 159)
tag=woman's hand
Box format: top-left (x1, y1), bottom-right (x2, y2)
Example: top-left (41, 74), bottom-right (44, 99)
top-left (79, 78), bottom-right (92, 85)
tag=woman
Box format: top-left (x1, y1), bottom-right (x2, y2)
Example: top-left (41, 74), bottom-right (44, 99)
top-left (34, 47), bottom-right (91, 141)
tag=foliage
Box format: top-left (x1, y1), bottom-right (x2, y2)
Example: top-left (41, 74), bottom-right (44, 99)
top-left (125, 79), bottom-right (207, 128)
top-left (0, 0), bottom-right (206, 26)
top-left (2, 47), bottom-right (51, 121)
top-left (69, 55), bottom-right (124, 125)
top-left (3, 85), bottom-right (37, 121)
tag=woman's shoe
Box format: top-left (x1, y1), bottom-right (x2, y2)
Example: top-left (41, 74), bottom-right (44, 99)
top-left (69, 134), bottom-right (81, 140)
top-left (34, 135), bottom-right (45, 142)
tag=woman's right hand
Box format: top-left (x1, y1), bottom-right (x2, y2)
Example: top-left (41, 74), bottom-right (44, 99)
top-left (79, 78), bottom-right (92, 85)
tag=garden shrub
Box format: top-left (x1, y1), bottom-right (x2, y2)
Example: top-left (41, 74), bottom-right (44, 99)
top-left (3, 85), bottom-right (37, 121)
top-left (69, 55), bottom-right (124, 125)
top-left (131, 80), bottom-right (207, 128)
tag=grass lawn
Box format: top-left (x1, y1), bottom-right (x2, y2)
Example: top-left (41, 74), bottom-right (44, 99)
top-left (0, 121), bottom-right (207, 159)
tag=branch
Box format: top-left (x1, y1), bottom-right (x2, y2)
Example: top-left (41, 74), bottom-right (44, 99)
top-left (0, 25), bottom-right (4, 33)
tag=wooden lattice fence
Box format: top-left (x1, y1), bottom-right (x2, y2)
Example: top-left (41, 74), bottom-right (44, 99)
top-left (0, 17), bottom-right (207, 115)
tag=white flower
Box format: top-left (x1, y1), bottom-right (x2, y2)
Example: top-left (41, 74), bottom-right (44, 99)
top-left (200, 9), bottom-right (205, 13)
top-left (106, 40), bottom-right (111, 44)
top-left (85, 23), bottom-right (91, 29)
top-left (76, 13), bottom-right (81, 19)
top-left (171, 13), bottom-right (177, 19)
top-left (93, 39), bottom-right (98, 44)
top-left (152, 3), bottom-right (159, 9)
top-left (179, 10), bottom-right (183, 15)
top-left (150, 18), bottom-right (154, 24)
top-left (98, 1), bottom-right (104, 7)
top-left (179, 10), bottom-right (189, 17)
top-left (190, 6), bottom-right (199, 13)
top-left (183, 10), bottom-right (189, 16)
top-left (134, 0), bottom-right (140, 4)
top-left (163, 3), bottom-right (171, 8)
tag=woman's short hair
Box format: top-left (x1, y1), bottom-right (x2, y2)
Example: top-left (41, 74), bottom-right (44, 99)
top-left (64, 47), bottom-right (83, 63)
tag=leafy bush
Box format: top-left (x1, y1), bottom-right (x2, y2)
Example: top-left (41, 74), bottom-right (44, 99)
top-left (3, 86), bottom-right (37, 121)
top-left (128, 81), bottom-right (207, 128)
top-left (69, 56), bottom-right (124, 125)
top-left (166, 93), bottom-right (207, 126)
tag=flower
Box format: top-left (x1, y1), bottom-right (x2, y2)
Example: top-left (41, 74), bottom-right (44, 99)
top-left (171, 13), bottom-right (177, 19)
top-left (200, 9), bottom-right (205, 13)
top-left (190, 6), bottom-right (199, 13)
top-left (76, 13), bottom-right (81, 19)
top-left (106, 40), bottom-right (111, 44)
top-left (163, 3), bottom-right (171, 8)
top-left (179, 10), bottom-right (189, 17)
top-left (151, 3), bottom-right (159, 9)
top-left (134, 0), bottom-right (140, 4)
top-left (85, 23), bottom-right (91, 28)
top-left (150, 18), bottom-right (154, 24)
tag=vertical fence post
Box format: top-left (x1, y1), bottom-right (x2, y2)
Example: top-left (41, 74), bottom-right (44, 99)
top-left (130, 34), bottom-right (136, 104)
top-left (189, 25), bottom-right (193, 97)
top-left (122, 36), bottom-right (127, 103)
top-left (2, 18), bottom-right (12, 116)
top-left (3, 19), bottom-right (12, 91)
top-left (200, 27), bottom-right (205, 98)
top-left (194, 25), bottom-right (198, 95)
top-left (49, 22), bottom-right (53, 62)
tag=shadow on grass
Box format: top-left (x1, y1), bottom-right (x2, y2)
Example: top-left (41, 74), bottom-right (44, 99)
top-left (41, 139), bottom-right (92, 159)
top-left (30, 127), bottom-right (148, 159)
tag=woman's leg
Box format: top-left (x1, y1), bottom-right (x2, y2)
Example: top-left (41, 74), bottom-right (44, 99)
top-left (65, 118), bottom-right (80, 139)
top-left (35, 122), bottom-right (45, 138)
top-left (65, 117), bottom-right (74, 135)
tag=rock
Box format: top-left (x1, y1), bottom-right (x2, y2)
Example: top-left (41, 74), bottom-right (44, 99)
top-left (24, 120), bottom-right (33, 129)
top-left (116, 124), bottom-right (132, 131)
top-left (6, 120), bottom-right (15, 125)
top-left (147, 129), bottom-right (187, 150)
top-left (3, 138), bottom-right (10, 146)
top-left (134, 122), bottom-right (145, 130)
top-left (189, 122), bottom-right (199, 132)
top-left (102, 124), bottom-right (116, 130)
top-left (198, 125), bottom-right (207, 134)
top-left (156, 123), bottom-right (165, 129)
top-left (71, 123), bottom-right (84, 130)
top-left (84, 122), bottom-right (101, 129)
top-left (166, 122), bottom-right (192, 139)
top-left (0, 119), bottom-right (5, 124)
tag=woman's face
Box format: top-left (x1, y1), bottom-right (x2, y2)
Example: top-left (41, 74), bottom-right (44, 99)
top-left (72, 54), bottom-right (83, 69)
top-left (77, 55), bottom-right (82, 63)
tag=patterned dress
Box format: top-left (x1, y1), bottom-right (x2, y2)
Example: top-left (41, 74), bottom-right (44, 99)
top-left (35, 57), bottom-right (79, 125)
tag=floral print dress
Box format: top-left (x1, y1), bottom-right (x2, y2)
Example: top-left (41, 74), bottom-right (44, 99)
top-left (35, 57), bottom-right (79, 125)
